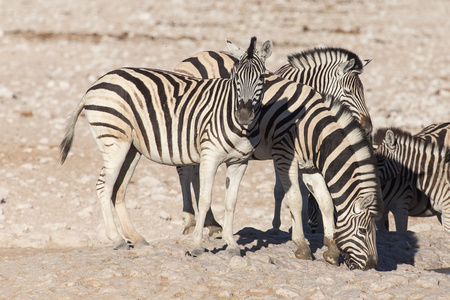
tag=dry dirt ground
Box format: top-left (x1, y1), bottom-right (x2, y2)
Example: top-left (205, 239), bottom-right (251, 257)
top-left (0, 0), bottom-right (449, 299)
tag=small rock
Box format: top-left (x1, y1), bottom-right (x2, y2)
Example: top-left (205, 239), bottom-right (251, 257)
top-left (229, 256), bottom-right (248, 269)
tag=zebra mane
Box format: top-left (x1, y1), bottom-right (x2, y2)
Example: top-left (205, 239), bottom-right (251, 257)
top-left (246, 37), bottom-right (257, 59)
top-left (323, 95), bottom-right (365, 143)
top-left (287, 47), bottom-right (364, 73)
top-left (322, 95), bottom-right (383, 216)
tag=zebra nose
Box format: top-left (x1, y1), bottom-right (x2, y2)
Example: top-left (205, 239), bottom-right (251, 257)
top-left (364, 255), bottom-right (378, 270)
top-left (235, 100), bottom-right (254, 125)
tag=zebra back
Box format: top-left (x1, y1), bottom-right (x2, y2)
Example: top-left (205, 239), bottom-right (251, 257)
top-left (415, 122), bottom-right (450, 147)
top-left (275, 47), bottom-right (373, 140)
top-left (174, 51), bottom-right (238, 79)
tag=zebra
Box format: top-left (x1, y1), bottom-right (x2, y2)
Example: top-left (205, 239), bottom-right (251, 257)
top-left (59, 37), bottom-right (273, 254)
top-left (275, 48), bottom-right (373, 232)
top-left (173, 47), bottom-right (374, 234)
top-left (374, 127), bottom-right (450, 232)
top-left (175, 52), bottom-right (382, 270)
top-left (376, 123), bottom-right (450, 232)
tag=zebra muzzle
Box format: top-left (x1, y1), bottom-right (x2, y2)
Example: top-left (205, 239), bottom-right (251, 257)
top-left (235, 100), bottom-right (255, 125)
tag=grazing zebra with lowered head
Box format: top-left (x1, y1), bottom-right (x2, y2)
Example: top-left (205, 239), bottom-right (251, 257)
top-left (174, 47), bottom-right (374, 235)
top-left (275, 48), bottom-right (373, 231)
top-left (175, 51), bottom-right (382, 270)
top-left (377, 123), bottom-right (450, 232)
top-left (374, 127), bottom-right (450, 232)
top-left (60, 37), bottom-right (273, 254)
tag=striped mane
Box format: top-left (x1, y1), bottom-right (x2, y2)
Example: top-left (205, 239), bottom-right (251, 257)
top-left (287, 47), bottom-right (364, 73)
top-left (324, 95), bottom-right (366, 147)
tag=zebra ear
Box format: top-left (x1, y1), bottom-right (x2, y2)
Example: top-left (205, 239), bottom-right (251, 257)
top-left (363, 59), bottom-right (372, 68)
top-left (355, 194), bottom-right (382, 217)
top-left (337, 58), bottom-right (356, 77)
top-left (385, 129), bottom-right (396, 149)
top-left (259, 40), bottom-right (273, 62)
top-left (226, 39), bottom-right (245, 58)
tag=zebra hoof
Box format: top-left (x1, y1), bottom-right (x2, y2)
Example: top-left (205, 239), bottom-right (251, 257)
top-left (323, 249), bottom-right (340, 266)
top-left (113, 240), bottom-right (131, 251)
top-left (134, 239), bottom-right (150, 249)
top-left (323, 237), bottom-right (340, 265)
top-left (226, 247), bottom-right (242, 257)
top-left (208, 225), bottom-right (223, 239)
top-left (294, 246), bottom-right (312, 260)
top-left (183, 226), bottom-right (195, 235)
top-left (190, 248), bottom-right (207, 257)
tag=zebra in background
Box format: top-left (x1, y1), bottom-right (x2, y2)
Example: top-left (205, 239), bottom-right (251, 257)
top-left (175, 52), bottom-right (382, 270)
top-left (60, 37), bottom-right (273, 255)
top-left (374, 127), bottom-right (450, 232)
top-left (377, 123), bottom-right (450, 232)
top-left (174, 47), bottom-right (374, 234)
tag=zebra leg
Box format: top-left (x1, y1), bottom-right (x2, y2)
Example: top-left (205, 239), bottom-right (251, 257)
top-left (96, 143), bottom-right (137, 250)
top-left (302, 173), bottom-right (339, 266)
top-left (222, 162), bottom-right (249, 256)
top-left (177, 166), bottom-right (197, 235)
top-left (441, 207), bottom-right (449, 232)
top-left (275, 158), bottom-right (311, 260)
top-left (375, 210), bottom-right (390, 233)
top-left (191, 158), bottom-right (221, 256)
top-left (391, 199), bottom-right (410, 232)
top-left (272, 167), bottom-right (284, 230)
top-left (191, 165), bottom-right (222, 237)
top-left (113, 145), bottom-right (149, 248)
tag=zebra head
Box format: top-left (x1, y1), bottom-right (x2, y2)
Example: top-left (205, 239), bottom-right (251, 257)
top-left (227, 37), bottom-right (272, 126)
top-left (373, 128), bottom-right (403, 184)
top-left (284, 48), bottom-right (373, 141)
top-left (336, 56), bottom-right (373, 142)
top-left (335, 193), bottom-right (382, 270)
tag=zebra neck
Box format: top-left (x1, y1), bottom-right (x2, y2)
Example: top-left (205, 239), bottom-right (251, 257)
top-left (392, 139), bottom-right (447, 191)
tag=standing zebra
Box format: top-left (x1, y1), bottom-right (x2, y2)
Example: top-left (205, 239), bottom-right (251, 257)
top-left (60, 37), bottom-right (273, 254)
top-left (175, 52), bottom-right (382, 270)
top-left (174, 47), bottom-right (374, 233)
top-left (376, 123), bottom-right (450, 231)
top-left (374, 127), bottom-right (450, 232)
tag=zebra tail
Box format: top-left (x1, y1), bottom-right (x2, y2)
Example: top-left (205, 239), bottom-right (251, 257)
top-left (60, 97), bottom-right (86, 164)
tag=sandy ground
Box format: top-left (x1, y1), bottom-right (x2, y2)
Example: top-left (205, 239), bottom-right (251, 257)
top-left (0, 0), bottom-right (449, 298)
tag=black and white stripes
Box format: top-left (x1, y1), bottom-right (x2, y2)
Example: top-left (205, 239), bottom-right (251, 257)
top-left (276, 47), bottom-right (373, 139)
top-left (60, 37), bottom-right (273, 253)
top-left (174, 50), bottom-right (382, 270)
top-left (375, 124), bottom-right (450, 232)
top-left (375, 128), bottom-right (450, 231)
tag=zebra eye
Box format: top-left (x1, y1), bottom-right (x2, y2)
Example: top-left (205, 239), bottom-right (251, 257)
top-left (359, 228), bottom-right (367, 235)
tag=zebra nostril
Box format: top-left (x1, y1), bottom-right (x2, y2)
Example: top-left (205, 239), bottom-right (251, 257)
top-left (364, 255), bottom-right (378, 270)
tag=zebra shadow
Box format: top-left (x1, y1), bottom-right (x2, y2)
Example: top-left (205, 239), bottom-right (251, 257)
top-left (231, 227), bottom-right (292, 255)
top-left (230, 227), bottom-right (325, 260)
top-left (376, 231), bottom-right (419, 271)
